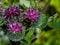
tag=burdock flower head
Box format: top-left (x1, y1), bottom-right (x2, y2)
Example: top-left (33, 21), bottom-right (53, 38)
top-left (5, 6), bottom-right (20, 19)
top-left (25, 8), bottom-right (39, 21)
top-left (8, 22), bottom-right (22, 33)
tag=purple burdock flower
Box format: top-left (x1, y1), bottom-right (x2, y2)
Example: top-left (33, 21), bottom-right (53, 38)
top-left (25, 8), bottom-right (39, 21)
top-left (5, 6), bottom-right (20, 19)
top-left (8, 22), bottom-right (22, 33)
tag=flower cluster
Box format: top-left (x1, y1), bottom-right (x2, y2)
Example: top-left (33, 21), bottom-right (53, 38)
top-left (0, 6), bottom-right (39, 33)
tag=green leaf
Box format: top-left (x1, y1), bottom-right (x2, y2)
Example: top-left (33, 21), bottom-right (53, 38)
top-left (48, 13), bottom-right (60, 30)
top-left (2, 0), bottom-right (12, 6)
top-left (7, 31), bottom-right (24, 41)
top-left (30, 0), bottom-right (36, 8)
top-left (25, 30), bottom-right (34, 45)
top-left (19, 0), bottom-right (31, 8)
top-left (0, 14), bottom-right (5, 26)
top-left (14, 0), bottom-right (19, 3)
